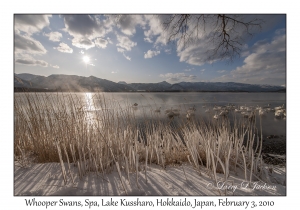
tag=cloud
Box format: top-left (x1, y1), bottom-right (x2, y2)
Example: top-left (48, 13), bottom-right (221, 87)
top-left (117, 48), bottom-right (131, 60)
top-left (72, 37), bottom-right (95, 49)
top-left (15, 32), bottom-right (47, 55)
top-left (159, 73), bottom-right (197, 83)
top-left (94, 38), bottom-right (108, 49)
top-left (117, 47), bottom-right (131, 61)
top-left (144, 37), bottom-right (153, 43)
top-left (116, 15), bottom-right (146, 36)
top-left (144, 15), bottom-right (170, 46)
top-left (233, 51), bottom-right (285, 74)
top-left (80, 50), bottom-right (85, 54)
top-left (54, 42), bottom-right (73, 53)
top-left (117, 48), bottom-right (125, 53)
top-left (61, 14), bottom-right (277, 65)
top-left (144, 50), bottom-right (160, 59)
top-left (253, 32), bottom-right (286, 55)
top-left (63, 15), bottom-right (106, 38)
top-left (152, 15), bottom-right (281, 66)
top-left (212, 32), bottom-right (286, 86)
top-left (52, 65), bottom-right (59, 68)
top-left (232, 34), bottom-right (285, 75)
top-left (176, 39), bottom-right (219, 66)
top-left (115, 34), bottom-right (136, 60)
top-left (122, 53), bottom-right (131, 61)
top-left (102, 15), bottom-right (115, 32)
top-left (15, 15), bottom-right (51, 34)
top-left (184, 69), bottom-right (191, 72)
top-left (111, 71), bottom-right (117, 74)
top-left (63, 15), bottom-right (112, 50)
top-left (14, 28), bottom-right (49, 67)
top-left (116, 35), bottom-right (137, 51)
top-left (44, 31), bottom-right (62, 42)
top-left (80, 14), bottom-right (285, 67)
top-left (241, 51), bottom-right (250, 57)
top-left (107, 37), bottom-right (113, 44)
top-left (15, 55), bottom-right (48, 67)
top-left (165, 49), bottom-right (172, 54)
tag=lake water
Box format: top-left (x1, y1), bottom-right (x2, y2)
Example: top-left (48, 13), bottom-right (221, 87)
top-left (14, 92), bottom-right (286, 136)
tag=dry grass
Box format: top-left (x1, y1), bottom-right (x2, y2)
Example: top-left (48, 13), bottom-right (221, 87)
top-left (14, 92), bottom-right (268, 193)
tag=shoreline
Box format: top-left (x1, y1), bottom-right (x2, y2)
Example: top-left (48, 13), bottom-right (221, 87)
top-left (14, 88), bottom-right (286, 93)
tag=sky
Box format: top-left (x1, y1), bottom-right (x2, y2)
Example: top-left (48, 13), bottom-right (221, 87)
top-left (14, 14), bottom-right (286, 86)
top-left (4, 0), bottom-right (300, 208)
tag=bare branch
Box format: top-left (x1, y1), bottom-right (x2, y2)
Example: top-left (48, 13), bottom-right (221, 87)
top-left (161, 14), bottom-right (264, 63)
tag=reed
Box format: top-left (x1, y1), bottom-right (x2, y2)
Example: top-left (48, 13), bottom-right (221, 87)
top-left (14, 92), bottom-right (269, 187)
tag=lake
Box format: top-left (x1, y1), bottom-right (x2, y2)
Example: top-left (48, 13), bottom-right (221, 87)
top-left (14, 92), bottom-right (286, 136)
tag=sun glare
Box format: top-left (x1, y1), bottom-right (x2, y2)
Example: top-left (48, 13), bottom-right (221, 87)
top-left (83, 56), bottom-right (90, 63)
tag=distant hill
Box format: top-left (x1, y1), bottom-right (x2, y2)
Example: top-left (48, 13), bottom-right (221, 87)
top-left (15, 74), bottom-right (134, 92)
top-left (126, 81), bottom-right (171, 91)
top-left (14, 73), bottom-right (286, 92)
top-left (174, 82), bottom-right (285, 92)
top-left (118, 81), bottom-right (127, 85)
top-left (14, 74), bottom-right (41, 88)
top-left (16, 73), bottom-right (40, 81)
top-left (124, 81), bottom-right (285, 92)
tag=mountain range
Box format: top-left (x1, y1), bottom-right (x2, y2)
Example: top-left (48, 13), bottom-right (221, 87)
top-left (14, 73), bottom-right (286, 92)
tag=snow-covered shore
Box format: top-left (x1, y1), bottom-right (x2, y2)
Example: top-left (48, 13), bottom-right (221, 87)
top-left (14, 162), bottom-right (286, 196)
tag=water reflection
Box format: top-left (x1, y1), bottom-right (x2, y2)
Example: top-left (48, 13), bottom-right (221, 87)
top-left (84, 93), bottom-right (96, 126)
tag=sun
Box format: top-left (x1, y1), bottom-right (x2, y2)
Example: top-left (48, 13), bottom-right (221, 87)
top-left (83, 56), bottom-right (90, 63)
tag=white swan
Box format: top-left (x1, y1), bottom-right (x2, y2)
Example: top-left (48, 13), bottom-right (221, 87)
top-left (240, 105), bottom-right (247, 110)
top-left (226, 104), bottom-right (235, 110)
top-left (219, 109), bottom-right (228, 116)
top-left (186, 111), bottom-right (195, 119)
top-left (243, 111), bottom-right (255, 119)
top-left (246, 106), bottom-right (254, 112)
top-left (185, 105), bottom-right (197, 119)
top-left (213, 105), bottom-right (222, 111)
top-left (275, 109), bottom-right (284, 118)
top-left (275, 104), bottom-right (284, 111)
top-left (258, 109), bottom-right (266, 116)
top-left (213, 114), bottom-right (219, 119)
top-left (235, 106), bottom-right (242, 113)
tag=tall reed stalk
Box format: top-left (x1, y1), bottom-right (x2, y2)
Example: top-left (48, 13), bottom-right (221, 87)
top-left (14, 92), bottom-right (269, 188)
